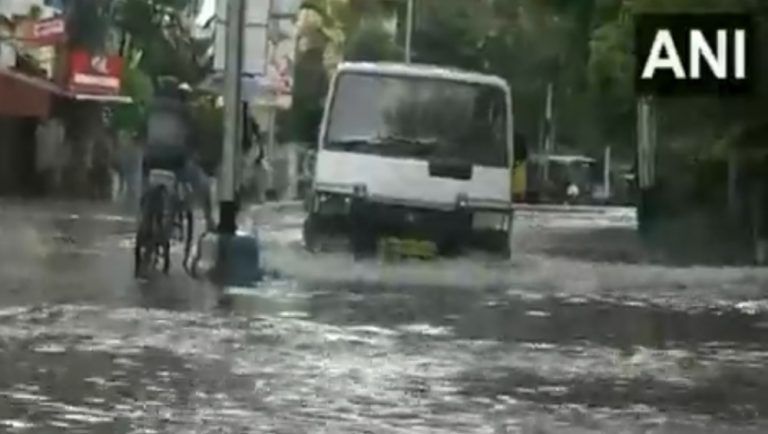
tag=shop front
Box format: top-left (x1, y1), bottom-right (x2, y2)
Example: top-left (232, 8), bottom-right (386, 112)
top-left (0, 49), bottom-right (130, 197)
top-left (0, 69), bottom-right (59, 195)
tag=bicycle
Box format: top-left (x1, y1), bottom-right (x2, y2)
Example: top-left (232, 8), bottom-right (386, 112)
top-left (134, 169), bottom-right (194, 278)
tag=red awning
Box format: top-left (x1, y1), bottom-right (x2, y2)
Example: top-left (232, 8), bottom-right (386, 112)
top-left (0, 68), bottom-right (133, 118)
top-left (64, 92), bottom-right (132, 104)
top-left (0, 68), bottom-right (59, 117)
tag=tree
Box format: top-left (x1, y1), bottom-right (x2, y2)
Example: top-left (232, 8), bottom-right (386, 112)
top-left (586, 0), bottom-right (768, 161)
top-left (113, 0), bottom-right (210, 86)
top-left (111, 52), bottom-right (155, 135)
top-left (288, 0), bottom-right (400, 142)
top-left (412, 0), bottom-right (595, 153)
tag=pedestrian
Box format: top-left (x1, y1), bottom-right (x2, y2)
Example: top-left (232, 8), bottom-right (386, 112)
top-left (90, 128), bottom-right (114, 200)
top-left (119, 130), bottom-right (143, 214)
top-left (34, 117), bottom-right (65, 196)
top-left (115, 130), bottom-right (133, 197)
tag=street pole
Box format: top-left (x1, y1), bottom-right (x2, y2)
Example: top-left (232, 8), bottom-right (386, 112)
top-left (637, 97), bottom-right (655, 191)
top-left (636, 96), bottom-right (657, 237)
top-left (604, 146), bottom-right (611, 199)
top-left (189, 0), bottom-right (262, 286)
top-left (218, 0), bottom-right (244, 235)
top-left (405, 0), bottom-right (414, 63)
top-left (542, 82), bottom-right (554, 186)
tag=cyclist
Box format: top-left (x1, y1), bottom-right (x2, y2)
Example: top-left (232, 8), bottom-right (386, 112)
top-left (141, 82), bottom-right (215, 232)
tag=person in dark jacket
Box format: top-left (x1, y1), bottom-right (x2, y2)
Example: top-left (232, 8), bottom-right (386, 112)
top-left (142, 83), bottom-right (215, 230)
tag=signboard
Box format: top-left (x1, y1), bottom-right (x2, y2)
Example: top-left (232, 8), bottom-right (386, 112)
top-left (213, 0), bottom-right (299, 109)
top-left (13, 16), bottom-right (67, 46)
top-left (259, 14), bottom-right (297, 109)
top-left (31, 17), bottom-right (66, 45)
top-left (68, 50), bottom-right (124, 95)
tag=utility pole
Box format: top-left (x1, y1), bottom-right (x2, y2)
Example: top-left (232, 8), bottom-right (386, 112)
top-left (542, 82), bottom-right (554, 186)
top-left (604, 146), bottom-right (612, 199)
top-left (218, 0), bottom-right (245, 234)
top-left (405, 0), bottom-right (414, 63)
top-left (636, 96), bottom-right (657, 237)
top-left (637, 96), bottom-right (655, 191)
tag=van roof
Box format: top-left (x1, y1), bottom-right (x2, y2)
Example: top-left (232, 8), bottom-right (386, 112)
top-left (336, 62), bottom-right (510, 90)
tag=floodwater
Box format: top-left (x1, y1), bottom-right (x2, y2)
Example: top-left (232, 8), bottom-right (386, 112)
top-left (1, 200), bottom-right (768, 433)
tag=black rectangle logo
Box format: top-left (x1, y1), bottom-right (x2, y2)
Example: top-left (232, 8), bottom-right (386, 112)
top-left (635, 13), bottom-right (755, 96)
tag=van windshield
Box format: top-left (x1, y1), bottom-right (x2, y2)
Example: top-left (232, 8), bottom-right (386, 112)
top-left (325, 72), bottom-right (509, 168)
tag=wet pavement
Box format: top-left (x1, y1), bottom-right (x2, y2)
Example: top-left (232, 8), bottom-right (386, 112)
top-left (1, 200), bottom-right (768, 433)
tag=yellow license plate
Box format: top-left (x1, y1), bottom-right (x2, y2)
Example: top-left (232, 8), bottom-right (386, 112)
top-left (379, 237), bottom-right (437, 259)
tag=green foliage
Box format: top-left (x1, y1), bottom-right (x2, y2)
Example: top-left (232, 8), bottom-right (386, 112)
top-left (112, 65), bottom-right (154, 134)
top-left (67, 0), bottom-right (211, 86)
top-left (190, 97), bottom-right (224, 174)
top-left (289, 0), bottom-right (401, 142)
top-left (586, 0), bottom-right (768, 160)
top-left (287, 0), bottom-right (768, 162)
top-left (114, 0), bottom-right (209, 86)
top-left (344, 22), bottom-right (402, 61)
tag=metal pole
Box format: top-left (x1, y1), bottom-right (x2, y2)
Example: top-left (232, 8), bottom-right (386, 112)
top-left (266, 108), bottom-right (277, 198)
top-left (542, 82), bottom-right (554, 184)
top-left (405, 0), bottom-right (414, 63)
top-left (604, 146), bottom-right (611, 199)
top-left (637, 97), bottom-right (655, 190)
top-left (218, 0), bottom-right (245, 234)
top-left (234, 101), bottom-right (248, 196)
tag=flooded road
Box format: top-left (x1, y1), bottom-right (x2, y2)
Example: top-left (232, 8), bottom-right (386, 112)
top-left (1, 200), bottom-right (768, 433)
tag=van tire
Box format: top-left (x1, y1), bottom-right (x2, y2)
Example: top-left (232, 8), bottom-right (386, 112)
top-left (483, 230), bottom-right (511, 260)
top-left (350, 226), bottom-right (377, 260)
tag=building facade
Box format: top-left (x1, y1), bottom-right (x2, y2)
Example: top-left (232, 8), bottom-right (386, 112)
top-left (0, 1), bottom-right (130, 198)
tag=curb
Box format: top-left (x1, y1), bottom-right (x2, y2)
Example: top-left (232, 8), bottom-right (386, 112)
top-left (246, 200), bottom-right (629, 216)
top-left (248, 200), bottom-right (303, 214)
top-left (513, 203), bottom-right (631, 214)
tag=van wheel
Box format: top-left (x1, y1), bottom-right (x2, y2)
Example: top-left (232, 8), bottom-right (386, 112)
top-left (482, 230), bottom-right (511, 260)
top-left (349, 222), bottom-right (377, 260)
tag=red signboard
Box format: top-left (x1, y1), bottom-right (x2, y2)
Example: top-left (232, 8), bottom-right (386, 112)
top-left (68, 50), bottom-right (124, 95)
top-left (16, 17), bottom-right (67, 46)
top-left (32, 17), bottom-right (67, 45)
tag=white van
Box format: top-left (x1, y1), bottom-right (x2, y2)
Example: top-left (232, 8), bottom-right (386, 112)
top-left (304, 62), bottom-right (515, 258)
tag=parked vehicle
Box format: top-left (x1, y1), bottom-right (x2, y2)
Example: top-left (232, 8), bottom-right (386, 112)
top-left (303, 62), bottom-right (515, 259)
top-left (526, 154), bottom-right (599, 204)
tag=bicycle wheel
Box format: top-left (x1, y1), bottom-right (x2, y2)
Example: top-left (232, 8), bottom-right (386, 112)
top-left (135, 186), bottom-right (167, 278)
top-left (181, 208), bottom-right (194, 272)
top-left (134, 224), bottom-right (156, 278)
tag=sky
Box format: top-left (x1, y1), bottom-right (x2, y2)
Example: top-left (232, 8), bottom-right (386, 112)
top-left (1, 0), bottom-right (41, 16)
top-left (196, 0), bottom-right (216, 26)
top-left (1, 0), bottom-right (61, 18)
top-left (197, 0), bottom-right (303, 25)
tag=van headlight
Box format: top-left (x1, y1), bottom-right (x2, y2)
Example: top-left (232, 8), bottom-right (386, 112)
top-left (316, 193), bottom-right (351, 215)
top-left (456, 193), bottom-right (469, 209)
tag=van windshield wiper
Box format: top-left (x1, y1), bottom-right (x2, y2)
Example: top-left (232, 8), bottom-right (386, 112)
top-left (377, 134), bottom-right (438, 147)
top-left (327, 137), bottom-right (384, 150)
top-left (327, 135), bottom-right (439, 157)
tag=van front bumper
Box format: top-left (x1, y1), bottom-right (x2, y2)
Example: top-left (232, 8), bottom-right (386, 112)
top-left (310, 187), bottom-right (513, 250)
top-left (313, 182), bottom-right (513, 214)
